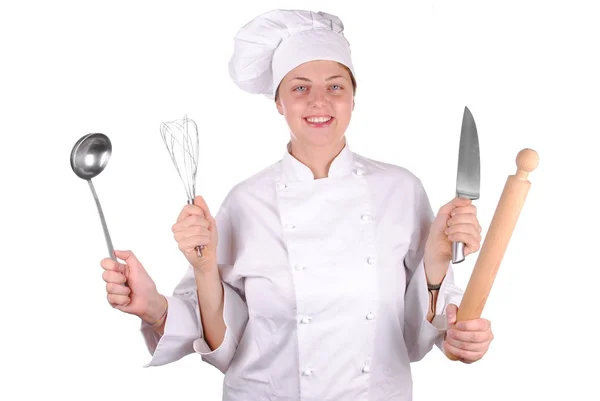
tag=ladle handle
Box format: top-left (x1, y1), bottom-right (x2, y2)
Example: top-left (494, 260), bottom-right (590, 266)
top-left (88, 180), bottom-right (127, 285)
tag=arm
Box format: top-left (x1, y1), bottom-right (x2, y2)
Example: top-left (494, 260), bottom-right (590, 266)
top-left (403, 179), bottom-right (464, 362)
top-left (194, 265), bottom-right (226, 351)
top-left (139, 264), bottom-right (226, 344)
top-left (424, 259), bottom-right (452, 323)
top-left (140, 197), bottom-right (249, 373)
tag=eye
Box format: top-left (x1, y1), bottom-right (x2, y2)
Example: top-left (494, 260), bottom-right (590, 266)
top-left (294, 85), bottom-right (307, 92)
top-left (330, 84), bottom-right (342, 91)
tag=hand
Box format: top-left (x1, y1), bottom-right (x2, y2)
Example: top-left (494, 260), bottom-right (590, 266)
top-left (101, 250), bottom-right (167, 324)
top-left (443, 304), bottom-right (494, 363)
top-left (171, 195), bottom-right (218, 271)
top-left (424, 197), bottom-right (482, 271)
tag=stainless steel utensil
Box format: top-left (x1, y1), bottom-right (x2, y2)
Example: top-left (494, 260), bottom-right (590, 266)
top-left (453, 106), bottom-right (481, 264)
top-left (70, 133), bottom-right (117, 262)
top-left (160, 115), bottom-right (204, 258)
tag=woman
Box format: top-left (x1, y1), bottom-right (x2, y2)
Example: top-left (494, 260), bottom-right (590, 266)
top-left (101, 9), bottom-right (493, 400)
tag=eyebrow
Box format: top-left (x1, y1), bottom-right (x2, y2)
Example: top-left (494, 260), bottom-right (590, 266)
top-left (289, 75), bottom-right (347, 82)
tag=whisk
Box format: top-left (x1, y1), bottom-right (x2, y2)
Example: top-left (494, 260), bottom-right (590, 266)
top-left (160, 115), bottom-right (204, 258)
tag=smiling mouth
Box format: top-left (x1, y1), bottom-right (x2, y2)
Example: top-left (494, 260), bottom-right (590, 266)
top-left (304, 116), bottom-right (334, 127)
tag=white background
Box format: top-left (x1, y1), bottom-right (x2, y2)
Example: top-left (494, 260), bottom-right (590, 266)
top-left (1, 0), bottom-right (598, 400)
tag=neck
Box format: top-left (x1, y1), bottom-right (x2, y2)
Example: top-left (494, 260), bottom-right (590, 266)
top-left (289, 137), bottom-right (346, 179)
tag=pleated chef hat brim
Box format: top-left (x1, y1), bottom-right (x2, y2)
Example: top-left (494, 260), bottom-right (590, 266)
top-left (228, 9), bottom-right (355, 100)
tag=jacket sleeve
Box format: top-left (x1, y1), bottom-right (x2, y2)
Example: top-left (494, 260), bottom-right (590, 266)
top-left (403, 179), bottom-right (464, 362)
top-left (141, 197), bottom-right (249, 372)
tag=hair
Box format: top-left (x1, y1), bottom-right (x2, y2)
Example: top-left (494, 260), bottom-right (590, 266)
top-left (274, 63), bottom-right (357, 101)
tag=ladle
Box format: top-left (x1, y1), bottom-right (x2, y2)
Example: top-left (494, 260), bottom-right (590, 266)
top-left (70, 133), bottom-right (117, 263)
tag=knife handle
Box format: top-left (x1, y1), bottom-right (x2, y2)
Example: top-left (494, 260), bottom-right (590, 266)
top-left (452, 241), bottom-right (466, 264)
top-left (452, 194), bottom-right (471, 264)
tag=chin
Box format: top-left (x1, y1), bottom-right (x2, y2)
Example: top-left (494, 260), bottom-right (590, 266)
top-left (297, 129), bottom-right (341, 147)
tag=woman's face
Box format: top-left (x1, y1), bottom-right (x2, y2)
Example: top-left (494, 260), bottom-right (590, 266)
top-left (275, 60), bottom-right (355, 149)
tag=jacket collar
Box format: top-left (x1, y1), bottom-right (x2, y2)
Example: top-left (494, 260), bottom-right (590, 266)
top-left (280, 138), bottom-right (355, 182)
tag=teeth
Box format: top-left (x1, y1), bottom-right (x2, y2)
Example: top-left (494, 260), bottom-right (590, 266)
top-left (306, 116), bottom-right (331, 123)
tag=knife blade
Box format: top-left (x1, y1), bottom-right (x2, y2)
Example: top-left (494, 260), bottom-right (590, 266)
top-left (452, 106), bottom-right (480, 264)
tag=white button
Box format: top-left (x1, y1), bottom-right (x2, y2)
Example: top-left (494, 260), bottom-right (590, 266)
top-left (361, 214), bottom-right (372, 221)
top-left (367, 257), bottom-right (376, 265)
top-left (278, 183), bottom-right (287, 190)
top-left (302, 368), bottom-right (314, 376)
top-left (299, 316), bottom-right (312, 324)
top-left (362, 365), bottom-right (371, 373)
top-left (355, 168), bottom-right (365, 176)
top-left (294, 264), bottom-right (306, 271)
top-left (366, 312), bottom-right (375, 320)
top-left (285, 224), bottom-right (295, 230)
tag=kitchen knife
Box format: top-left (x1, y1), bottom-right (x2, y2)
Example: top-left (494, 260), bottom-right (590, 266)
top-left (452, 106), bottom-right (480, 264)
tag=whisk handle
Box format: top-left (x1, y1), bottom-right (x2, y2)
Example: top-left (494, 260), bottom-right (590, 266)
top-left (187, 198), bottom-right (205, 258)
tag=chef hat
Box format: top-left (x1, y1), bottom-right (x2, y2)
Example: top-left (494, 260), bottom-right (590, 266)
top-left (228, 9), bottom-right (355, 99)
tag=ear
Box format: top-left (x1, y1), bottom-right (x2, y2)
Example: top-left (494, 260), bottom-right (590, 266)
top-left (275, 98), bottom-right (284, 116)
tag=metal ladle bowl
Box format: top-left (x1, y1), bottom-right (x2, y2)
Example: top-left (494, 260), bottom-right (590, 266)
top-left (70, 133), bottom-right (117, 263)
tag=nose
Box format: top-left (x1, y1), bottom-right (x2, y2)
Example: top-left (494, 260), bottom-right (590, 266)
top-left (309, 88), bottom-right (328, 107)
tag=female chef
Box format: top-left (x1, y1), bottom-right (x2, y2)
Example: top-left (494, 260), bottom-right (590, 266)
top-left (101, 9), bottom-right (494, 400)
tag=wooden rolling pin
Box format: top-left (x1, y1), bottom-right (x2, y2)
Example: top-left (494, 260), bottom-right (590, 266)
top-left (446, 148), bottom-right (539, 361)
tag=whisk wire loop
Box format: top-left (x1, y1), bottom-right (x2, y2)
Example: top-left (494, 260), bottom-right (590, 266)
top-left (160, 115), bottom-right (204, 258)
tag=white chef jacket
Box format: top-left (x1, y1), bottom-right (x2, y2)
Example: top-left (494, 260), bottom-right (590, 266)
top-left (141, 141), bottom-right (464, 401)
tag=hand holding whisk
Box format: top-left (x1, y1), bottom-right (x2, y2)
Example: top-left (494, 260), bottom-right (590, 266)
top-left (160, 115), bottom-right (204, 258)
